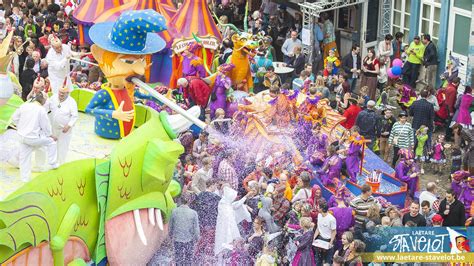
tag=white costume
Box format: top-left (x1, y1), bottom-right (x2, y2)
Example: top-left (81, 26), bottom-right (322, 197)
top-left (12, 101), bottom-right (58, 181)
top-left (45, 44), bottom-right (73, 95)
top-left (214, 186), bottom-right (251, 256)
top-left (48, 94), bottom-right (78, 164)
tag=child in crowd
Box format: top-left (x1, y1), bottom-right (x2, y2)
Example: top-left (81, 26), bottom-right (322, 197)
top-left (358, 86), bottom-right (371, 107)
top-left (263, 66), bottom-right (282, 90)
top-left (256, 245), bottom-right (277, 266)
top-left (415, 125), bottom-right (429, 174)
top-left (324, 48), bottom-right (340, 75)
top-left (430, 134), bottom-right (446, 174)
top-left (292, 70), bottom-right (310, 91)
top-left (183, 154), bottom-right (198, 185)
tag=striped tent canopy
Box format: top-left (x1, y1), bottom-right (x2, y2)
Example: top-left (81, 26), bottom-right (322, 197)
top-left (72, 0), bottom-right (134, 25)
top-left (72, 0), bottom-right (176, 45)
top-left (168, 0), bottom-right (222, 41)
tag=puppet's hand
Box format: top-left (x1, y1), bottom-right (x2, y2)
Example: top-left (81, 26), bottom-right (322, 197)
top-left (112, 101), bottom-right (134, 122)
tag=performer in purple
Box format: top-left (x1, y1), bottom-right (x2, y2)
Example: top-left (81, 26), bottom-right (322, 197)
top-left (459, 176), bottom-right (474, 218)
top-left (451, 170), bottom-right (470, 197)
top-left (306, 123), bottom-right (328, 166)
top-left (395, 149), bottom-right (419, 198)
top-left (344, 134), bottom-right (364, 182)
top-left (329, 189), bottom-right (355, 251)
top-left (209, 63), bottom-right (236, 119)
top-left (317, 144), bottom-right (343, 187)
top-left (328, 180), bottom-right (353, 208)
top-left (181, 43), bottom-right (206, 78)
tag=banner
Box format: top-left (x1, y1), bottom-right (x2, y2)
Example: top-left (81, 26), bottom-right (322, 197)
top-left (171, 35), bottom-right (220, 54)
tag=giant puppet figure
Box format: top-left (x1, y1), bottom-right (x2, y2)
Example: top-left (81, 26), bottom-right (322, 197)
top-left (0, 10), bottom-right (202, 266)
top-left (85, 10), bottom-right (167, 139)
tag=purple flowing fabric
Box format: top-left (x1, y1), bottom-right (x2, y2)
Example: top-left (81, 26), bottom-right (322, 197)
top-left (345, 142), bottom-right (362, 182)
top-left (329, 207), bottom-right (354, 250)
top-left (451, 181), bottom-right (463, 198)
top-left (318, 155), bottom-right (343, 186)
top-left (209, 75), bottom-right (239, 119)
top-left (459, 183), bottom-right (474, 218)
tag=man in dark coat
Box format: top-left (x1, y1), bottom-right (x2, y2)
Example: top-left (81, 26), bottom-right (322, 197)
top-left (438, 189), bottom-right (466, 226)
top-left (342, 44), bottom-right (361, 92)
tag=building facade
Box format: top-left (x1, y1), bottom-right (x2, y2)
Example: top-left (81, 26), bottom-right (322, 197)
top-left (388, 0), bottom-right (472, 86)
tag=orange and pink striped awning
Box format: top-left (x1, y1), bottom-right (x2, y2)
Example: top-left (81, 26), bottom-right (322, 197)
top-left (168, 0), bottom-right (222, 41)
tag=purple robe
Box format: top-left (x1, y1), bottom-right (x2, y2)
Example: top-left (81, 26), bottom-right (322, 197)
top-left (209, 74), bottom-right (237, 119)
top-left (307, 133), bottom-right (328, 166)
top-left (345, 142), bottom-right (362, 182)
top-left (395, 162), bottom-right (419, 197)
top-left (182, 55), bottom-right (206, 78)
top-left (451, 181), bottom-right (463, 198)
top-left (292, 231), bottom-right (316, 266)
top-left (318, 155), bottom-right (343, 186)
top-left (329, 207), bottom-right (354, 250)
top-left (459, 183), bottom-right (474, 218)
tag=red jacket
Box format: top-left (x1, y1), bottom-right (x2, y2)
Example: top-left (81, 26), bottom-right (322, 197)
top-left (341, 104), bottom-right (362, 129)
top-left (185, 78), bottom-right (212, 107)
top-left (445, 83), bottom-right (458, 116)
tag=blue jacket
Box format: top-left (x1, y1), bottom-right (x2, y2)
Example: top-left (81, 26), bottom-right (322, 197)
top-left (85, 85), bottom-right (155, 139)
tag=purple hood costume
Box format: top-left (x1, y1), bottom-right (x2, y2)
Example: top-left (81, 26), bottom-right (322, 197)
top-left (345, 139), bottom-right (363, 182)
top-left (395, 160), bottom-right (419, 198)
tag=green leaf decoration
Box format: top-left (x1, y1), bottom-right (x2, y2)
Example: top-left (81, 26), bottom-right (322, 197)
top-left (93, 161), bottom-right (110, 264)
top-left (0, 192), bottom-right (58, 263)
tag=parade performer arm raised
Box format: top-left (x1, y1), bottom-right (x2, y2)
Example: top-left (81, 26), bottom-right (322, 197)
top-left (84, 10), bottom-right (167, 139)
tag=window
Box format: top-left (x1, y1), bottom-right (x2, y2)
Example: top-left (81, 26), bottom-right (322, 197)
top-left (454, 0), bottom-right (472, 11)
top-left (391, 0), bottom-right (411, 43)
top-left (419, 0), bottom-right (441, 45)
top-left (452, 14), bottom-right (470, 56)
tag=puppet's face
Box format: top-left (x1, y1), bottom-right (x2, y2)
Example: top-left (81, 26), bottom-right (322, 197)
top-left (91, 44), bottom-right (147, 89)
top-left (456, 237), bottom-right (468, 252)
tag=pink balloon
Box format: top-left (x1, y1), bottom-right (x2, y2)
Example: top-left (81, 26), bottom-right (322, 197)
top-left (392, 58), bottom-right (403, 67)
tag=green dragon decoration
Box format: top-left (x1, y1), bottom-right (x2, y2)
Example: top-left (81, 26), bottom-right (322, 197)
top-left (0, 110), bottom-right (187, 266)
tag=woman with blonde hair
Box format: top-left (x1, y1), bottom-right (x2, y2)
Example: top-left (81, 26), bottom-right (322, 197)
top-left (314, 75), bottom-right (330, 99)
top-left (292, 217), bottom-right (316, 265)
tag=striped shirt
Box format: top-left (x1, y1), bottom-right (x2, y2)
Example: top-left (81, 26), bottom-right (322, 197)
top-left (388, 121), bottom-right (414, 149)
top-left (350, 195), bottom-right (378, 227)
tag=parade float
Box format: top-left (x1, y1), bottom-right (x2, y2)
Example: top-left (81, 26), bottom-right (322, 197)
top-left (232, 90), bottom-right (407, 207)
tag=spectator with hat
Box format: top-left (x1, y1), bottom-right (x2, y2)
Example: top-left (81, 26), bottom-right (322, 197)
top-left (388, 111), bottom-right (414, 166)
top-left (431, 214), bottom-right (443, 226)
top-left (402, 35), bottom-right (425, 88)
top-left (47, 81), bottom-right (78, 165)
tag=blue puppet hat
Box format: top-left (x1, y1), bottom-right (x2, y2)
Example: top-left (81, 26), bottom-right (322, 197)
top-left (89, 9), bottom-right (167, 55)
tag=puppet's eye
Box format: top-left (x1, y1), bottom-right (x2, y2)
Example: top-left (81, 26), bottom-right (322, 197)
top-left (120, 59), bottom-right (136, 64)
